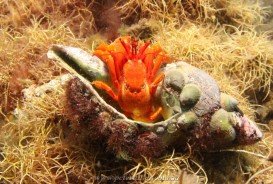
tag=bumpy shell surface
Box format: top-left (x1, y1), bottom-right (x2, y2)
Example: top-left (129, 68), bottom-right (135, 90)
top-left (48, 45), bottom-right (263, 160)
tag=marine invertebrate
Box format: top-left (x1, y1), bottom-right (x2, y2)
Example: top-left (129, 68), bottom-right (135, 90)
top-left (48, 40), bottom-right (263, 160)
top-left (92, 36), bottom-right (170, 122)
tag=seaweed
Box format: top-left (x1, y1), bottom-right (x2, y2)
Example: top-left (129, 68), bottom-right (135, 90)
top-left (0, 0), bottom-right (273, 183)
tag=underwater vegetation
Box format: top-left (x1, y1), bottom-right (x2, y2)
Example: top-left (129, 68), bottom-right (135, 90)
top-left (1, 0), bottom-right (273, 183)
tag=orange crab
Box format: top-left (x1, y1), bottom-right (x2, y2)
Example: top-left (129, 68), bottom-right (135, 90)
top-left (92, 36), bottom-right (170, 122)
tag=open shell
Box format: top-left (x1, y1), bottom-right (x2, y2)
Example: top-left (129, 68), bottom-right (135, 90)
top-left (48, 45), bottom-right (263, 160)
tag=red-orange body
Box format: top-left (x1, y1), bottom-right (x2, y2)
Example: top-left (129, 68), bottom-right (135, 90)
top-left (92, 36), bottom-right (170, 122)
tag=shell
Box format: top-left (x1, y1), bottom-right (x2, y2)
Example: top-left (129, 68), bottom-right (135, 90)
top-left (48, 45), bottom-right (263, 160)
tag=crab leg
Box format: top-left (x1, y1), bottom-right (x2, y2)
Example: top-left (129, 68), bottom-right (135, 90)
top-left (149, 51), bottom-right (170, 82)
top-left (144, 53), bottom-right (155, 80)
top-left (144, 45), bottom-right (166, 82)
top-left (150, 73), bottom-right (165, 95)
top-left (110, 52), bottom-right (125, 83)
top-left (93, 49), bottom-right (120, 89)
top-left (149, 106), bottom-right (163, 121)
top-left (92, 81), bottom-right (118, 101)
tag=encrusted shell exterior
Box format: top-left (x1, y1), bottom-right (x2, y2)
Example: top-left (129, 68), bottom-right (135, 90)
top-left (48, 45), bottom-right (263, 160)
top-left (159, 62), bottom-right (221, 117)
